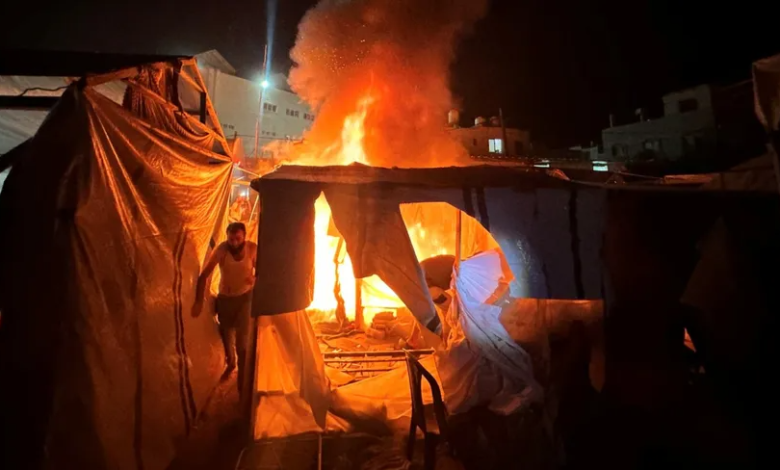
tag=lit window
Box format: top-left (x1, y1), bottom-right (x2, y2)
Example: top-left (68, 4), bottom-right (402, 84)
top-left (534, 159), bottom-right (550, 168)
top-left (488, 138), bottom-right (503, 154)
top-left (592, 161), bottom-right (608, 172)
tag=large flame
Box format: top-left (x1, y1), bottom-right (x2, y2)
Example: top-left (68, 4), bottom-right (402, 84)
top-left (332, 95), bottom-right (374, 165)
top-left (310, 194), bottom-right (459, 325)
top-left (305, 95), bottom-right (461, 325)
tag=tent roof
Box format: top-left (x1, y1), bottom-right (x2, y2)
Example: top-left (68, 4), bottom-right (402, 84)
top-left (253, 163), bottom-right (573, 190)
top-left (194, 50), bottom-right (237, 75)
top-left (0, 50), bottom-right (190, 77)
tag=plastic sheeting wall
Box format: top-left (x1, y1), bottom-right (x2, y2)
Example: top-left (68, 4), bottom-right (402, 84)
top-left (0, 75), bottom-right (126, 154)
top-left (253, 170), bottom-right (606, 331)
top-left (0, 84), bottom-right (232, 470)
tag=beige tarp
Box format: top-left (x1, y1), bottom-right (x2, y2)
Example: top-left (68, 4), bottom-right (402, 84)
top-left (0, 62), bottom-right (233, 470)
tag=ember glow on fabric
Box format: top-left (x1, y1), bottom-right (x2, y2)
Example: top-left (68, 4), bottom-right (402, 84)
top-left (0, 81), bottom-right (232, 469)
top-left (253, 311), bottom-right (350, 438)
top-left (252, 165), bottom-right (606, 329)
top-left (329, 250), bottom-right (538, 429)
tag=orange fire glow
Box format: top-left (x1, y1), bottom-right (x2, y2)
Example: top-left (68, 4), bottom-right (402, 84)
top-left (305, 95), bottom-right (457, 324)
top-left (304, 94), bottom-right (377, 167)
top-left (309, 194), bottom-right (459, 325)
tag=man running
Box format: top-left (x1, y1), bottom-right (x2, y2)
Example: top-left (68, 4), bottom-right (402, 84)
top-left (192, 222), bottom-right (257, 393)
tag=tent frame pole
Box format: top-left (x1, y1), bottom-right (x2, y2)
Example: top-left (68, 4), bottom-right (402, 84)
top-left (355, 278), bottom-right (364, 330)
top-left (455, 211), bottom-right (462, 272)
top-left (246, 316), bottom-right (259, 443)
top-left (246, 206), bottom-right (263, 444)
top-left (453, 211), bottom-right (462, 320)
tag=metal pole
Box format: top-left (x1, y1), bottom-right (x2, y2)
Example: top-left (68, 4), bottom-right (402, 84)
top-left (499, 108), bottom-right (509, 156)
top-left (355, 278), bottom-right (364, 330)
top-left (769, 132), bottom-right (780, 195)
top-left (453, 211), bottom-right (462, 322)
top-left (246, 316), bottom-right (259, 443)
top-left (246, 209), bottom-right (263, 444)
top-left (455, 211), bottom-right (462, 274)
top-left (254, 44), bottom-right (269, 158)
top-left (317, 433), bottom-right (323, 470)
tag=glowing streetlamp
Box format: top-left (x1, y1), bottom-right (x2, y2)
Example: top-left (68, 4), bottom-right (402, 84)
top-left (261, 79), bottom-right (270, 89)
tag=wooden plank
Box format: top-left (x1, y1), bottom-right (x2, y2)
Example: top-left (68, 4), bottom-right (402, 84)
top-left (199, 92), bottom-right (207, 124)
top-left (0, 96), bottom-right (59, 110)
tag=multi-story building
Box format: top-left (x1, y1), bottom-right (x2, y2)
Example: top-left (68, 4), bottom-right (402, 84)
top-left (447, 113), bottom-right (531, 157)
top-left (196, 50), bottom-right (314, 160)
top-left (597, 81), bottom-right (764, 168)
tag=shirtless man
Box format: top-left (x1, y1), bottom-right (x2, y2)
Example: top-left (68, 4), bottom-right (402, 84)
top-left (192, 222), bottom-right (257, 393)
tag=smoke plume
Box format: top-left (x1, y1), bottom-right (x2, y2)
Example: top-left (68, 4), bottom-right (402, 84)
top-left (283, 0), bottom-right (489, 168)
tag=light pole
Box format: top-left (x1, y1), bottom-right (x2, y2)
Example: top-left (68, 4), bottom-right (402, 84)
top-left (254, 44), bottom-right (269, 158)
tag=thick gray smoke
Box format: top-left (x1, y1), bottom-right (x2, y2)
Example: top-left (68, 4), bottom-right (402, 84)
top-left (284, 0), bottom-right (489, 168)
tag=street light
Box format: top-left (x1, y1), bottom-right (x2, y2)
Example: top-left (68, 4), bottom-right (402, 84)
top-left (255, 45), bottom-right (269, 158)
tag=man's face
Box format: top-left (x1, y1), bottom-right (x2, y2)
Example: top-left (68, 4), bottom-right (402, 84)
top-left (227, 230), bottom-right (246, 250)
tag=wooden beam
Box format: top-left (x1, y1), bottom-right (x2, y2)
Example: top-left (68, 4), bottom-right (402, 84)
top-left (199, 92), bottom-right (207, 124)
top-left (0, 96), bottom-right (59, 110)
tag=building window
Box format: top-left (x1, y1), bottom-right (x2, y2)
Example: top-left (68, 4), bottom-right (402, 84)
top-left (488, 138), bottom-right (503, 154)
top-left (678, 98), bottom-right (698, 113)
top-left (642, 139), bottom-right (662, 152)
top-left (683, 134), bottom-right (704, 154)
top-left (263, 103), bottom-right (277, 113)
top-left (303, 113), bottom-right (316, 121)
top-left (515, 141), bottom-right (524, 155)
top-left (611, 144), bottom-right (628, 158)
top-left (286, 109), bottom-right (301, 118)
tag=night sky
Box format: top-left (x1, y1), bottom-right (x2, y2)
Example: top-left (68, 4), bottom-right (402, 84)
top-left (2, 0), bottom-right (778, 147)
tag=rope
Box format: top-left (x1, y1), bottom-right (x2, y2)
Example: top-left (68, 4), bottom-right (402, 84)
top-left (17, 86), bottom-right (68, 96)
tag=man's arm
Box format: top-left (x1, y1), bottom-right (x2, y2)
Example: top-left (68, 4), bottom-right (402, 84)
top-left (192, 245), bottom-right (224, 317)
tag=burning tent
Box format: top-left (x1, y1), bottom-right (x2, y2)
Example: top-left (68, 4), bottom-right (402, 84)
top-left (241, 160), bottom-right (779, 467)
top-left (235, 0), bottom-right (780, 461)
top-left (0, 56), bottom-right (234, 470)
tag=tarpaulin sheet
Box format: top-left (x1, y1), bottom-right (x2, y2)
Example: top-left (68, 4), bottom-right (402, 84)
top-left (253, 310), bottom-right (350, 439)
top-left (252, 165), bottom-right (605, 331)
top-left (438, 250), bottom-right (541, 415)
top-left (324, 184), bottom-right (440, 330)
top-left (329, 250), bottom-right (538, 427)
top-left (0, 84), bottom-right (232, 470)
top-left (0, 75), bottom-right (126, 155)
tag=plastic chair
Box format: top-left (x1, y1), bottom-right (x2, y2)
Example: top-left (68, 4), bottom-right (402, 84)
top-left (405, 351), bottom-right (451, 470)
